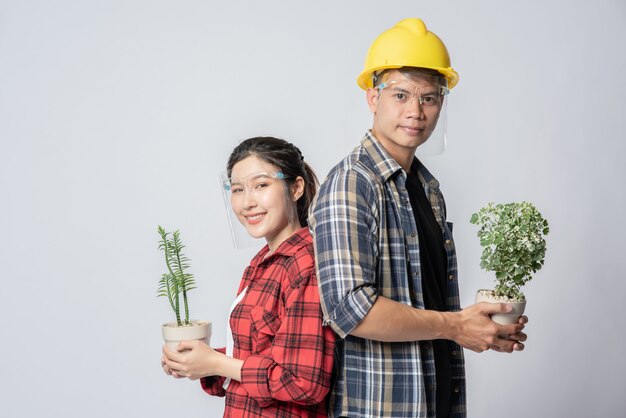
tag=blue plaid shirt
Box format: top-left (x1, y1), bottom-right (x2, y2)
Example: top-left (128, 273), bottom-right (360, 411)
top-left (309, 132), bottom-right (466, 418)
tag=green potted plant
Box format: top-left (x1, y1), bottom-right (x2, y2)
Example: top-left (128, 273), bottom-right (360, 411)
top-left (157, 226), bottom-right (211, 351)
top-left (470, 202), bottom-right (549, 324)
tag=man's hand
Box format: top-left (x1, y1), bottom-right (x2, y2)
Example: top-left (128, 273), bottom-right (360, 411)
top-left (499, 314), bottom-right (528, 352)
top-left (448, 303), bottom-right (527, 353)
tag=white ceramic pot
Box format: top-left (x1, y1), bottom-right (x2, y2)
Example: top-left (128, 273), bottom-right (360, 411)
top-left (475, 289), bottom-right (526, 325)
top-left (161, 320), bottom-right (211, 351)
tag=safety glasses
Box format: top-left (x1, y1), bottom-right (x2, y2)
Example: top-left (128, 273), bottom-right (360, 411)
top-left (377, 79), bottom-right (449, 107)
top-left (222, 171), bottom-right (286, 197)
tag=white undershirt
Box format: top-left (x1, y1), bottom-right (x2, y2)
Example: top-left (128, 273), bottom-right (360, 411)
top-left (223, 286), bottom-right (248, 390)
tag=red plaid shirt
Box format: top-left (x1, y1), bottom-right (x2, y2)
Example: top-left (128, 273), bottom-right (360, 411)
top-left (201, 227), bottom-right (336, 417)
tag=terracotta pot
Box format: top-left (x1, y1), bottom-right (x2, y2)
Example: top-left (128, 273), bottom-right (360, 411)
top-left (475, 289), bottom-right (526, 325)
top-left (161, 320), bottom-right (211, 351)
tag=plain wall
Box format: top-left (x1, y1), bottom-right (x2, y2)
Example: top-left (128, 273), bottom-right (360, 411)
top-left (1, 1), bottom-right (625, 417)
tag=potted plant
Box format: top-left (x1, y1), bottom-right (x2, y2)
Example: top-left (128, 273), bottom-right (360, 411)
top-left (157, 225), bottom-right (211, 351)
top-left (470, 202), bottom-right (549, 324)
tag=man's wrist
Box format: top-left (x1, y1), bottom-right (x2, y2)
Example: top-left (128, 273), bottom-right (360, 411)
top-left (436, 310), bottom-right (459, 341)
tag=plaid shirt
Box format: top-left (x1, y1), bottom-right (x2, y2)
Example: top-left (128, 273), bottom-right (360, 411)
top-left (201, 227), bottom-right (336, 417)
top-left (309, 132), bottom-right (466, 418)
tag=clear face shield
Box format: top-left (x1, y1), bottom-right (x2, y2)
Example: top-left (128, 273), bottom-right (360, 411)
top-left (220, 171), bottom-right (295, 249)
top-left (376, 73), bottom-right (449, 156)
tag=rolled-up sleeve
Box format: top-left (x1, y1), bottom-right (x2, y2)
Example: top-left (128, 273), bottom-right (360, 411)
top-left (309, 168), bottom-right (380, 338)
top-left (200, 347), bottom-right (227, 396)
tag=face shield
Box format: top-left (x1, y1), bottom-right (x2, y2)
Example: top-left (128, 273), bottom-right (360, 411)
top-left (219, 171), bottom-right (295, 249)
top-left (376, 73), bottom-right (449, 156)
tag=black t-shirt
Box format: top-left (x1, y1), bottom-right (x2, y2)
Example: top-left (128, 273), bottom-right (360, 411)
top-left (405, 160), bottom-right (452, 418)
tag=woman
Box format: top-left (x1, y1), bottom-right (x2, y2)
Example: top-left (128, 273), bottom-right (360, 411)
top-left (161, 137), bottom-right (336, 417)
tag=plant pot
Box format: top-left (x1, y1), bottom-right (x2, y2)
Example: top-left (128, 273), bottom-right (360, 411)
top-left (475, 289), bottom-right (526, 325)
top-left (161, 320), bottom-right (212, 351)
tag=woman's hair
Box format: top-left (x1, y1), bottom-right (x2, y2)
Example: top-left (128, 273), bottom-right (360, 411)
top-left (226, 136), bottom-right (319, 227)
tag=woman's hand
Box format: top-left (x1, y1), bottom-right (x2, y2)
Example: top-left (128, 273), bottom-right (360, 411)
top-left (161, 340), bottom-right (220, 380)
top-left (161, 353), bottom-right (174, 376)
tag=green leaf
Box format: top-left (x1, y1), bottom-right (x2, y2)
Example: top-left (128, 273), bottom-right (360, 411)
top-left (157, 226), bottom-right (197, 323)
top-left (470, 201), bottom-right (549, 293)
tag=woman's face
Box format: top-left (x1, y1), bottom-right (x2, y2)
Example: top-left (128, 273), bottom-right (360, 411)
top-left (229, 155), bottom-right (301, 251)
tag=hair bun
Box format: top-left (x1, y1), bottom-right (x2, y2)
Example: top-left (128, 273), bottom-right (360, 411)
top-left (290, 143), bottom-right (304, 161)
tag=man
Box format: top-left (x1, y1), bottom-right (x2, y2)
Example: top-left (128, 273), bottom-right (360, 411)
top-left (309, 18), bottom-right (528, 418)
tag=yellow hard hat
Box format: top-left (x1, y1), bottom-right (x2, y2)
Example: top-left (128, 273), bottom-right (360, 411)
top-left (357, 18), bottom-right (459, 90)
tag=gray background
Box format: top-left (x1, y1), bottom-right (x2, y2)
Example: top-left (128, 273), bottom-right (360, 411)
top-left (1, 0), bottom-right (625, 417)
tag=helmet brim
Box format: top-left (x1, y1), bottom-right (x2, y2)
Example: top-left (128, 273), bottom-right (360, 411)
top-left (357, 65), bottom-right (459, 90)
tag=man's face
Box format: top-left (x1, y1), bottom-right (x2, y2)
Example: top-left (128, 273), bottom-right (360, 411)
top-left (367, 69), bottom-right (444, 155)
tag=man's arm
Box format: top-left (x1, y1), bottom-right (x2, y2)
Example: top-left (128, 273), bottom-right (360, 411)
top-left (309, 168), bottom-right (381, 338)
top-left (310, 167), bottom-right (526, 352)
top-left (350, 296), bottom-right (527, 352)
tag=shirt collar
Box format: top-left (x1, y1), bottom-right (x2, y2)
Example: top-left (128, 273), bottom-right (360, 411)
top-left (250, 227), bottom-right (311, 266)
top-left (361, 131), bottom-right (404, 182)
top-left (410, 158), bottom-right (440, 191)
top-left (361, 131), bottom-right (440, 190)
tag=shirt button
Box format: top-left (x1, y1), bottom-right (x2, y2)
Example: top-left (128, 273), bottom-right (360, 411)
top-left (430, 384), bottom-right (435, 390)
top-left (454, 387), bottom-right (460, 393)
top-left (448, 274), bottom-right (454, 281)
top-left (413, 271), bottom-right (418, 277)
top-left (411, 232), bottom-right (416, 237)
top-left (445, 239), bottom-right (451, 245)
top-left (452, 350), bottom-right (457, 356)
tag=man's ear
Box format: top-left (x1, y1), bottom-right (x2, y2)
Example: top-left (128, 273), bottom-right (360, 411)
top-left (291, 176), bottom-right (305, 201)
top-left (366, 88), bottom-right (380, 113)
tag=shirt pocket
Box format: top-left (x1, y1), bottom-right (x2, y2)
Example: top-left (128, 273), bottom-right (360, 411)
top-left (249, 306), bottom-right (282, 354)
